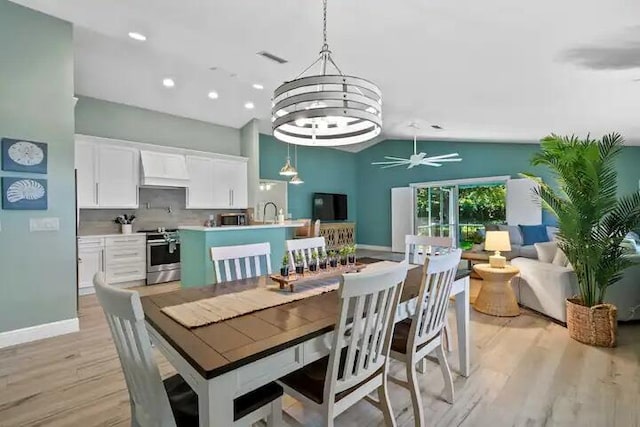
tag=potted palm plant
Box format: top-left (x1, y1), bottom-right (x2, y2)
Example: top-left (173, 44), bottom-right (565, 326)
top-left (528, 133), bottom-right (640, 347)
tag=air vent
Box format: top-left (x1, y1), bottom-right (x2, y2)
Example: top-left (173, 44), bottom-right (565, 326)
top-left (257, 51), bottom-right (288, 64)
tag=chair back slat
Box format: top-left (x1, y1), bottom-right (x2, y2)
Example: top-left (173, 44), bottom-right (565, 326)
top-left (323, 262), bottom-right (408, 401)
top-left (404, 235), bottom-right (454, 265)
top-left (286, 237), bottom-right (326, 269)
top-left (94, 273), bottom-right (176, 427)
top-left (210, 242), bottom-right (272, 283)
top-left (410, 249), bottom-right (462, 349)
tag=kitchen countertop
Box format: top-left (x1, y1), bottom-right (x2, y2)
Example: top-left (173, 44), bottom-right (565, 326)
top-left (78, 232), bottom-right (147, 239)
top-left (179, 222), bottom-right (305, 232)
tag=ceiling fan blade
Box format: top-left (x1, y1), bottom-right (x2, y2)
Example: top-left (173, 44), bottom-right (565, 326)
top-left (371, 160), bottom-right (405, 165)
top-left (429, 158), bottom-right (462, 162)
top-left (422, 162), bottom-right (443, 167)
top-left (384, 156), bottom-right (410, 161)
top-left (381, 163), bottom-right (407, 169)
top-left (424, 153), bottom-right (461, 160)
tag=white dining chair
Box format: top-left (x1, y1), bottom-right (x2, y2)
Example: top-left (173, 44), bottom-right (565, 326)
top-left (210, 242), bottom-right (272, 283)
top-left (313, 219), bottom-right (321, 237)
top-left (404, 234), bottom-right (454, 265)
top-left (404, 234), bottom-right (455, 353)
top-left (278, 262), bottom-right (408, 427)
top-left (285, 236), bottom-right (327, 269)
top-left (388, 249), bottom-right (462, 427)
top-left (93, 272), bottom-right (283, 427)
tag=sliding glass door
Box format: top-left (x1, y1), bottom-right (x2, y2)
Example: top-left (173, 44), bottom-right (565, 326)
top-left (415, 185), bottom-right (459, 245)
top-left (413, 177), bottom-right (508, 250)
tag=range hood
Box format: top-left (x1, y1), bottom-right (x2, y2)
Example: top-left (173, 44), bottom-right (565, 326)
top-left (140, 150), bottom-right (190, 187)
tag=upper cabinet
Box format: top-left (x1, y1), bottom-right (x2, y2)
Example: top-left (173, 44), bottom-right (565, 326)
top-left (185, 156), bottom-right (216, 208)
top-left (75, 135), bottom-right (248, 210)
top-left (186, 156), bottom-right (248, 209)
top-left (97, 145), bottom-right (139, 208)
top-left (75, 139), bottom-right (99, 208)
top-left (75, 137), bottom-right (139, 209)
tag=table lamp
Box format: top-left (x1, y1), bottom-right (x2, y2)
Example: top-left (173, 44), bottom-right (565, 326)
top-left (484, 230), bottom-right (511, 268)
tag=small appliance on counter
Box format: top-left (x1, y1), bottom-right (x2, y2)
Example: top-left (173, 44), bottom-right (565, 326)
top-left (142, 228), bottom-right (181, 285)
top-left (218, 213), bottom-right (247, 226)
top-left (204, 214), bottom-right (216, 227)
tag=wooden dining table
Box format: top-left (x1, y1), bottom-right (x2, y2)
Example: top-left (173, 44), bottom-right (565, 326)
top-left (141, 258), bottom-right (471, 427)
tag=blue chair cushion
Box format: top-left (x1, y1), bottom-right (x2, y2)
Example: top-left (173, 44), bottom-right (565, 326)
top-left (519, 224), bottom-right (550, 246)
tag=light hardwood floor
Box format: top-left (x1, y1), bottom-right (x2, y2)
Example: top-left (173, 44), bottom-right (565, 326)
top-left (1, 279), bottom-right (639, 427)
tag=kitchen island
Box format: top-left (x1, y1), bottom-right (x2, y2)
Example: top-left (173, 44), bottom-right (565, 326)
top-left (178, 222), bottom-right (304, 287)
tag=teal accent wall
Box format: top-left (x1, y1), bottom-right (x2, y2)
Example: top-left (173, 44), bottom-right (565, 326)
top-left (0, 1), bottom-right (76, 333)
top-left (75, 96), bottom-right (241, 155)
top-left (259, 134), bottom-right (358, 221)
top-left (356, 139), bottom-right (640, 247)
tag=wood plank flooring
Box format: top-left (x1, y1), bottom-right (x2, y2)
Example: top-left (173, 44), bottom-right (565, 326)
top-left (1, 279), bottom-right (639, 427)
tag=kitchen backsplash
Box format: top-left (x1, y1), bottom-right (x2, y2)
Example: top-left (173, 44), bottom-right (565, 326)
top-left (79, 187), bottom-right (244, 235)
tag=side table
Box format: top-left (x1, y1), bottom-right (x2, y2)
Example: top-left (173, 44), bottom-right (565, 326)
top-left (473, 263), bottom-right (520, 317)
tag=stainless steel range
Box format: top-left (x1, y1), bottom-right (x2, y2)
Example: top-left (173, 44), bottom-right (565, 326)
top-left (143, 229), bottom-right (181, 285)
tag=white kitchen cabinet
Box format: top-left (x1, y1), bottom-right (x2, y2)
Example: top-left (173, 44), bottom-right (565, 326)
top-left (78, 237), bottom-right (105, 295)
top-left (185, 156), bottom-right (216, 208)
top-left (211, 158), bottom-right (248, 209)
top-left (105, 235), bottom-right (147, 284)
top-left (97, 145), bottom-right (139, 208)
top-left (75, 140), bottom-right (98, 208)
top-left (75, 137), bottom-right (139, 209)
top-left (186, 156), bottom-right (248, 209)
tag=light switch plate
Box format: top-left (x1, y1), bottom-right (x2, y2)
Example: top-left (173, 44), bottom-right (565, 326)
top-left (30, 217), bottom-right (60, 232)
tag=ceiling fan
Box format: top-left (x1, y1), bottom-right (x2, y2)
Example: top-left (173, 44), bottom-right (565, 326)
top-left (371, 124), bottom-right (462, 169)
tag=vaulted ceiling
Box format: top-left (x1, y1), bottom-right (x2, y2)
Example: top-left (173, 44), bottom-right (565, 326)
top-left (11, 0), bottom-right (640, 149)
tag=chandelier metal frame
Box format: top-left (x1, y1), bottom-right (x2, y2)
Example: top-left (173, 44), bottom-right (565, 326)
top-left (271, 0), bottom-right (382, 147)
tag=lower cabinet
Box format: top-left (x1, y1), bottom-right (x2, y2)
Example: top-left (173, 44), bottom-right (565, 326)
top-left (78, 238), bottom-right (105, 295)
top-left (78, 235), bottom-right (146, 294)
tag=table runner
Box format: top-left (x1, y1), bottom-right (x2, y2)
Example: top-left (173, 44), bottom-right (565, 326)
top-left (162, 261), bottom-right (414, 329)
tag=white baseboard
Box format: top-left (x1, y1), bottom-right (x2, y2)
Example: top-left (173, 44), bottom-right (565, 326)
top-left (0, 317), bottom-right (79, 349)
top-left (357, 244), bottom-right (393, 252)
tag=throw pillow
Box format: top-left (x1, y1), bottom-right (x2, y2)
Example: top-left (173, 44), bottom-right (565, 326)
top-left (507, 225), bottom-right (523, 246)
top-left (519, 224), bottom-right (550, 246)
top-left (552, 247), bottom-right (569, 266)
top-left (535, 241), bottom-right (558, 263)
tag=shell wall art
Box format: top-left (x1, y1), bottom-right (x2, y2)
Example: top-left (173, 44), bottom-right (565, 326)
top-left (2, 138), bottom-right (48, 174)
top-left (2, 177), bottom-right (48, 210)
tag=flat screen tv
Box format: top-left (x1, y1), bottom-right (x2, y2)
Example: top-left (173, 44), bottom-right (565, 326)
top-left (313, 193), bottom-right (348, 221)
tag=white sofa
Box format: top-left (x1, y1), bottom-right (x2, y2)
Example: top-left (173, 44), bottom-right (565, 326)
top-left (512, 252), bottom-right (640, 323)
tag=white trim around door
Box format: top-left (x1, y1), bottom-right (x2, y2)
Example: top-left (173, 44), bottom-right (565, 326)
top-left (410, 175), bottom-right (511, 189)
top-left (0, 317), bottom-right (80, 349)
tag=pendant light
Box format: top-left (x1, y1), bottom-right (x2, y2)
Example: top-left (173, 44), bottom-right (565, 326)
top-left (278, 142), bottom-right (298, 176)
top-left (289, 145), bottom-right (304, 185)
top-left (271, 0), bottom-right (382, 147)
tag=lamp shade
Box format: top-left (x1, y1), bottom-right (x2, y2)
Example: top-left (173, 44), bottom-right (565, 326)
top-left (484, 231), bottom-right (511, 252)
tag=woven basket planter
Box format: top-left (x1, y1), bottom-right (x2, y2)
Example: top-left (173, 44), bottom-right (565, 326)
top-left (566, 298), bottom-right (617, 347)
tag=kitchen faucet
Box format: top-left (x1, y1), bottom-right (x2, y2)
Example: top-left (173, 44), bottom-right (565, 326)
top-left (263, 202), bottom-right (278, 224)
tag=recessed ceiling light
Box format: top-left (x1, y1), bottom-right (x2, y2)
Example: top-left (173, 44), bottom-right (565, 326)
top-left (252, 83), bottom-right (264, 90)
top-left (431, 124), bottom-right (443, 130)
top-left (208, 91), bottom-right (219, 99)
top-left (162, 78), bottom-right (175, 88)
top-left (244, 102), bottom-right (255, 109)
top-left (128, 32), bottom-right (146, 41)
